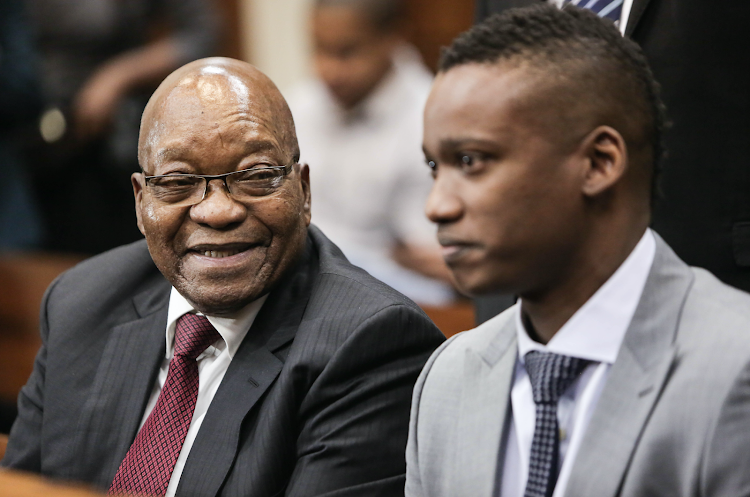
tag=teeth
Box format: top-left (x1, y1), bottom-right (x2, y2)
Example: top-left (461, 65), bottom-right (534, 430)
top-left (201, 249), bottom-right (242, 258)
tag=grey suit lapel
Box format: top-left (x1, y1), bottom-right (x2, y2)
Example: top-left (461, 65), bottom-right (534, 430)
top-left (75, 275), bottom-right (170, 488)
top-left (176, 239), bottom-right (318, 497)
top-left (625, 0), bottom-right (652, 36)
top-left (455, 316), bottom-right (518, 495)
top-left (564, 235), bottom-right (694, 497)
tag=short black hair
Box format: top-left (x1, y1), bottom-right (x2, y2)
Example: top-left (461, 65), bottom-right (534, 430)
top-left (440, 5), bottom-right (668, 202)
top-left (314, 0), bottom-right (404, 32)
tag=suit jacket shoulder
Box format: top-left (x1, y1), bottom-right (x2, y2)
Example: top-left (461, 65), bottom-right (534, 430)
top-left (406, 307), bottom-right (517, 497)
top-left (562, 237), bottom-right (750, 497)
top-left (43, 239), bottom-right (167, 327)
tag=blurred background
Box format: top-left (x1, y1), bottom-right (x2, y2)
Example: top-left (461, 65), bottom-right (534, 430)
top-left (0, 0), bottom-right (476, 437)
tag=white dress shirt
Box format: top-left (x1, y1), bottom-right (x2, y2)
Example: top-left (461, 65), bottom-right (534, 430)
top-left (549, 0), bottom-right (633, 34)
top-left (137, 287), bottom-right (268, 497)
top-left (500, 229), bottom-right (655, 497)
top-left (286, 46), bottom-right (453, 305)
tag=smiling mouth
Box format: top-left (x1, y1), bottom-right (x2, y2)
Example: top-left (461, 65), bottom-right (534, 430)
top-left (199, 249), bottom-right (244, 258)
top-left (189, 243), bottom-right (258, 259)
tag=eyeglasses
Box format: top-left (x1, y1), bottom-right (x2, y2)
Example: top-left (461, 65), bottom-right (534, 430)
top-left (143, 164), bottom-right (295, 207)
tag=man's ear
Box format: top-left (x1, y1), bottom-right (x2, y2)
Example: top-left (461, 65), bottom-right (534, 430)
top-left (299, 163), bottom-right (312, 226)
top-left (132, 172), bottom-right (146, 236)
top-left (580, 125), bottom-right (627, 197)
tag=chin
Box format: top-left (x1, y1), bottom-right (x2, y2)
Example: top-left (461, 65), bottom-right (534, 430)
top-left (178, 280), bottom-right (263, 316)
top-left (453, 269), bottom-right (518, 298)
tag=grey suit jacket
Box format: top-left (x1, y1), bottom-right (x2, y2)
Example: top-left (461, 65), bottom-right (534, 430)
top-left (2, 226), bottom-right (445, 496)
top-left (406, 235), bottom-right (750, 496)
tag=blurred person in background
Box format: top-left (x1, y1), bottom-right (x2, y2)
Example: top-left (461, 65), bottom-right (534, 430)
top-left (0, 0), bottom-right (43, 251)
top-left (286, 0), bottom-right (455, 306)
top-left (23, 0), bottom-right (220, 254)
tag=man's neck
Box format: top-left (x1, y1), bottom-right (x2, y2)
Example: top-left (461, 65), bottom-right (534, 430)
top-left (520, 224), bottom-right (648, 344)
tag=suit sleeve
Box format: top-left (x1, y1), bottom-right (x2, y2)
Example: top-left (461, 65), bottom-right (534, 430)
top-left (284, 304), bottom-right (445, 497)
top-left (701, 357), bottom-right (750, 495)
top-left (0, 278), bottom-right (59, 470)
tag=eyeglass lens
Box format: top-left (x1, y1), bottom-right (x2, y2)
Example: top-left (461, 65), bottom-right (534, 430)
top-left (146, 167), bottom-right (289, 206)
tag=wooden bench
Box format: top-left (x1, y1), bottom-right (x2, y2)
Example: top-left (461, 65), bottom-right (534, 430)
top-left (420, 301), bottom-right (475, 338)
top-left (0, 469), bottom-right (104, 497)
top-left (0, 254), bottom-right (85, 405)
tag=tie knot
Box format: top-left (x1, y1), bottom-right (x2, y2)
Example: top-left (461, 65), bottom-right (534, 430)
top-left (524, 351), bottom-right (590, 405)
top-left (174, 313), bottom-right (221, 359)
top-left (564, 0), bottom-right (624, 22)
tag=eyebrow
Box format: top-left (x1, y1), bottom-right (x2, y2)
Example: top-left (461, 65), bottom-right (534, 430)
top-left (424, 138), bottom-right (500, 157)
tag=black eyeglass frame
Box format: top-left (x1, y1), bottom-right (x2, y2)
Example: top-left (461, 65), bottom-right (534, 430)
top-left (142, 163), bottom-right (296, 205)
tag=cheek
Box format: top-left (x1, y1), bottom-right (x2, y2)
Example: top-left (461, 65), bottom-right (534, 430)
top-left (141, 205), bottom-right (185, 249)
top-left (254, 195), bottom-right (307, 240)
top-left (142, 203), bottom-right (159, 225)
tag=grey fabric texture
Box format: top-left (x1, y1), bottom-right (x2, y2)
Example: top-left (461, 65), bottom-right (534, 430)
top-left (2, 225), bottom-right (445, 497)
top-left (406, 234), bottom-right (750, 497)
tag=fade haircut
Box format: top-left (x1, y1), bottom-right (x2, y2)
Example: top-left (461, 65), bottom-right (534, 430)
top-left (440, 5), bottom-right (668, 202)
top-left (314, 0), bottom-right (404, 33)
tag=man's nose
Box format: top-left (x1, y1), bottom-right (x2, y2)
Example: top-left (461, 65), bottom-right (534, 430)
top-left (189, 180), bottom-right (247, 228)
top-left (425, 174), bottom-right (463, 224)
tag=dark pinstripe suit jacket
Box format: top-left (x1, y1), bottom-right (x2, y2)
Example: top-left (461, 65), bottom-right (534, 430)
top-left (2, 226), bottom-right (445, 496)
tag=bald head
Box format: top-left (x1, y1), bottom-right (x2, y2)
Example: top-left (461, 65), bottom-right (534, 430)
top-left (138, 57), bottom-right (299, 173)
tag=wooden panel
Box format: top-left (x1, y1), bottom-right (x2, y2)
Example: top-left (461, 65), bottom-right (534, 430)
top-left (403, 0), bottom-right (476, 72)
top-left (0, 470), bottom-right (105, 497)
top-left (215, 0), bottom-right (243, 59)
top-left (0, 433), bottom-right (6, 461)
top-left (0, 254), bottom-right (85, 403)
top-left (421, 301), bottom-right (475, 338)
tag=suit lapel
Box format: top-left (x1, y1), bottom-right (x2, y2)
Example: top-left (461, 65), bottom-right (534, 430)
top-left (455, 316), bottom-right (518, 495)
top-left (564, 236), bottom-right (694, 497)
top-left (625, 0), bottom-right (653, 36)
top-left (176, 238), bottom-right (318, 496)
top-left (75, 276), bottom-right (170, 487)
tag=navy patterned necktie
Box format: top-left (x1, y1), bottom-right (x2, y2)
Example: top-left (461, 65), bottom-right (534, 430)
top-left (564, 0), bottom-right (624, 23)
top-left (523, 351), bottom-right (591, 497)
top-left (109, 313), bottom-right (220, 496)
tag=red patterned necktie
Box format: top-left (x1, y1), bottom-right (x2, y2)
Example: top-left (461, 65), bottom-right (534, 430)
top-left (109, 313), bottom-right (221, 496)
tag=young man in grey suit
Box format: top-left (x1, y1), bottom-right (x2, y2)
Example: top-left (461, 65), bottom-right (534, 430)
top-left (406, 6), bottom-right (750, 497)
top-left (2, 57), bottom-right (445, 496)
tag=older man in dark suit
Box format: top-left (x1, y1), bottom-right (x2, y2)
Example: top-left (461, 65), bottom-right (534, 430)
top-left (1, 57), bottom-right (444, 497)
top-left (473, 0), bottom-right (750, 323)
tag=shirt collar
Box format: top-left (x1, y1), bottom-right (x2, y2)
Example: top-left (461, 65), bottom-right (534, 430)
top-left (516, 228), bottom-right (656, 364)
top-left (166, 287), bottom-right (268, 359)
